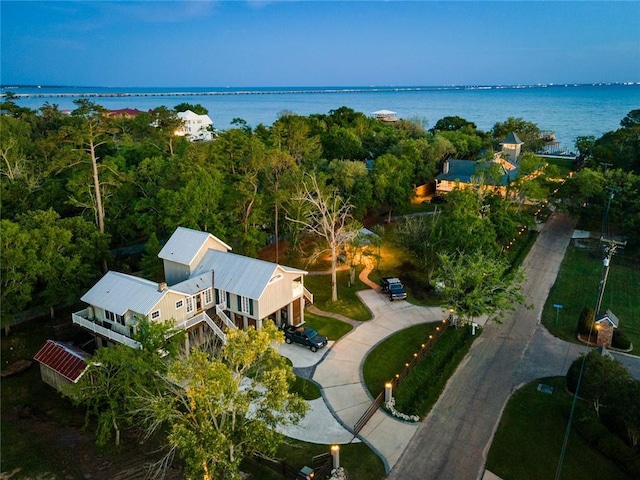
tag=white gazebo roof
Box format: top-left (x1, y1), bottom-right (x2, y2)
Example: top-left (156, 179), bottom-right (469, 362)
top-left (372, 109), bottom-right (396, 115)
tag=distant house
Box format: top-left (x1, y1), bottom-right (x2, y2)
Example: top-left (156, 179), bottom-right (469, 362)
top-left (175, 110), bottom-right (214, 141)
top-left (107, 108), bottom-right (144, 118)
top-left (371, 110), bottom-right (397, 122)
top-left (33, 340), bottom-right (91, 392)
top-left (435, 158), bottom-right (518, 196)
top-left (595, 310), bottom-right (620, 348)
top-left (72, 227), bottom-right (312, 352)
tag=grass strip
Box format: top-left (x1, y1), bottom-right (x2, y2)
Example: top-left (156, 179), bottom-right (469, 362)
top-left (487, 377), bottom-right (631, 480)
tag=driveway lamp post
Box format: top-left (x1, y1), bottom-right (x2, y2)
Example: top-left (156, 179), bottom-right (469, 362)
top-left (553, 304), bottom-right (563, 325)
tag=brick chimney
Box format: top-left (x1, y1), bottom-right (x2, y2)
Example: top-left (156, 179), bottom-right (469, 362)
top-left (157, 282), bottom-right (167, 292)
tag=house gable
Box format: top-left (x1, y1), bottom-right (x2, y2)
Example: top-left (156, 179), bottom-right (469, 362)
top-left (159, 227), bottom-right (231, 285)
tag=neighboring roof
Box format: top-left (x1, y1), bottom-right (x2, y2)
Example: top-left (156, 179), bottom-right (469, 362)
top-left (158, 227), bottom-right (232, 267)
top-left (501, 132), bottom-right (524, 145)
top-left (107, 108), bottom-right (143, 117)
top-left (436, 159), bottom-right (518, 186)
top-left (372, 110), bottom-right (396, 115)
top-left (177, 110), bottom-right (213, 124)
top-left (81, 271), bottom-right (179, 316)
top-left (33, 340), bottom-right (91, 383)
top-left (596, 310), bottom-right (620, 328)
top-left (436, 159), bottom-right (477, 183)
top-left (192, 249), bottom-right (306, 300)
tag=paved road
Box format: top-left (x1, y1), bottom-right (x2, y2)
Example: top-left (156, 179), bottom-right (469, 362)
top-left (388, 213), bottom-right (578, 480)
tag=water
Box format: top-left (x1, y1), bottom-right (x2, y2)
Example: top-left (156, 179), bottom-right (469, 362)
top-left (4, 83), bottom-right (639, 149)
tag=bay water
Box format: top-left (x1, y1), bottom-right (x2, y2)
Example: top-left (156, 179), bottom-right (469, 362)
top-left (5, 83), bottom-right (639, 150)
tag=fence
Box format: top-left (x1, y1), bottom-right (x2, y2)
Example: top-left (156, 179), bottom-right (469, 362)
top-left (351, 319), bottom-right (449, 440)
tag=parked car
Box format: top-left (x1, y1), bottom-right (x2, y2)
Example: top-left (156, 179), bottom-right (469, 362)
top-left (380, 277), bottom-right (408, 301)
top-left (281, 325), bottom-right (328, 352)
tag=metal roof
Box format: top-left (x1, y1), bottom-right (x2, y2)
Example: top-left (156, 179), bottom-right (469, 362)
top-left (33, 340), bottom-right (91, 383)
top-left (81, 271), bottom-right (179, 316)
top-left (436, 159), bottom-right (518, 186)
top-left (192, 249), bottom-right (306, 300)
top-left (172, 272), bottom-right (214, 296)
top-left (596, 309), bottom-right (620, 328)
top-left (501, 132), bottom-right (524, 145)
top-left (158, 227), bottom-right (231, 267)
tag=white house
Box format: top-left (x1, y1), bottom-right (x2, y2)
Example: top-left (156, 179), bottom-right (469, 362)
top-left (175, 110), bottom-right (214, 141)
top-left (72, 227), bottom-right (312, 351)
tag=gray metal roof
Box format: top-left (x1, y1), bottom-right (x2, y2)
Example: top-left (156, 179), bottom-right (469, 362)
top-left (192, 250), bottom-right (306, 300)
top-left (158, 227), bottom-right (231, 266)
top-left (172, 272), bottom-right (214, 296)
top-left (81, 271), bottom-right (176, 316)
top-left (596, 309), bottom-right (620, 328)
top-left (501, 132), bottom-right (524, 145)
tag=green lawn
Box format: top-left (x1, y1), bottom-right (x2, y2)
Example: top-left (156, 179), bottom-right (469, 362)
top-left (487, 377), bottom-right (631, 480)
top-left (542, 245), bottom-right (640, 352)
top-left (303, 270), bottom-right (372, 321)
top-left (241, 437), bottom-right (386, 480)
top-left (303, 311), bottom-right (353, 340)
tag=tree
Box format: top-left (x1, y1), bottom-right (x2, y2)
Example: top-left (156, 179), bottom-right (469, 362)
top-left (287, 173), bottom-right (357, 302)
top-left (370, 153), bottom-right (414, 223)
top-left (265, 149), bottom-right (296, 263)
top-left (492, 117), bottom-right (544, 153)
top-left (133, 322), bottom-right (307, 480)
top-left (174, 102), bottom-right (208, 115)
top-left (620, 109), bottom-right (640, 129)
top-left (567, 350), bottom-right (633, 419)
top-left (66, 318), bottom-right (182, 447)
top-left (430, 116), bottom-right (478, 134)
top-left (395, 210), bottom-right (444, 285)
top-left (63, 99), bottom-right (115, 236)
top-left (434, 250), bottom-right (526, 327)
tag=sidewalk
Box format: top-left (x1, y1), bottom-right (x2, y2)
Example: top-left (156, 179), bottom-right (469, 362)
top-left (277, 266), bottom-right (447, 472)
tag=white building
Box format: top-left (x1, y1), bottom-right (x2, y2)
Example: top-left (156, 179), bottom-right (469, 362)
top-left (176, 110), bottom-right (214, 141)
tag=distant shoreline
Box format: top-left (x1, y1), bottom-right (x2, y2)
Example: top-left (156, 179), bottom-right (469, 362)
top-left (2, 82), bottom-right (638, 99)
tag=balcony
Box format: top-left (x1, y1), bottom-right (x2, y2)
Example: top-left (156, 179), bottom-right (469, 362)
top-left (72, 309), bottom-right (141, 349)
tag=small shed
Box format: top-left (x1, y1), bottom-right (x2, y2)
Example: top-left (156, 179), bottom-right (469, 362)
top-left (595, 310), bottom-right (620, 348)
top-left (33, 340), bottom-right (91, 392)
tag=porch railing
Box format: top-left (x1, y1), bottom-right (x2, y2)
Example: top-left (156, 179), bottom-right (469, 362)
top-left (72, 310), bottom-right (141, 349)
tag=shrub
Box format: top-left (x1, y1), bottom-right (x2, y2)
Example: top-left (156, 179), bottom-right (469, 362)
top-left (578, 306), bottom-right (595, 335)
top-left (597, 434), bottom-right (637, 466)
top-left (612, 330), bottom-right (631, 350)
top-left (575, 409), bottom-right (609, 444)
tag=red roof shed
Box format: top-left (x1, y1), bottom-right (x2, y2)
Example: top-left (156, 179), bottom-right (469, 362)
top-left (34, 340), bottom-right (91, 390)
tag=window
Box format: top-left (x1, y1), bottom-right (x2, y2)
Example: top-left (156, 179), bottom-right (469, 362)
top-left (203, 288), bottom-right (212, 305)
top-left (105, 310), bottom-right (125, 326)
top-left (186, 297), bottom-right (194, 314)
top-left (269, 274), bottom-right (283, 283)
top-left (151, 310), bottom-right (160, 320)
top-left (175, 300), bottom-right (184, 309)
top-left (238, 296), bottom-right (254, 316)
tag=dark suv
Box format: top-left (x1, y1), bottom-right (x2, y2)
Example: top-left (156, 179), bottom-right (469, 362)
top-left (281, 325), bottom-right (328, 352)
top-left (380, 277), bottom-right (408, 301)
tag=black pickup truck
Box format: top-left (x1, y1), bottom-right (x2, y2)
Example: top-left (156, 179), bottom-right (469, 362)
top-left (281, 325), bottom-right (328, 352)
top-left (380, 277), bottom-right (408, 301)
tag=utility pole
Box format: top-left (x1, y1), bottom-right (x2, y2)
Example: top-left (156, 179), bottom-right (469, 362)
top-left (594, 237), bottom-right (626, 315)
top-left (601, 186), bottom-right (620, 237)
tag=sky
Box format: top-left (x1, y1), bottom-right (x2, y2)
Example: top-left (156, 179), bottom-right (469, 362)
top-left (2, 1), bottom-right (639, 88)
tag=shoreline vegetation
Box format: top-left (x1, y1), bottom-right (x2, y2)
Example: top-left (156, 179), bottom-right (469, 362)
top-left (3, 82), bottom-right (638, 99)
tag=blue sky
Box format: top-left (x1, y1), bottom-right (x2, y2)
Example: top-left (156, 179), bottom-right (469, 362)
top-left (2, 1), bottom-right (639, 87)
